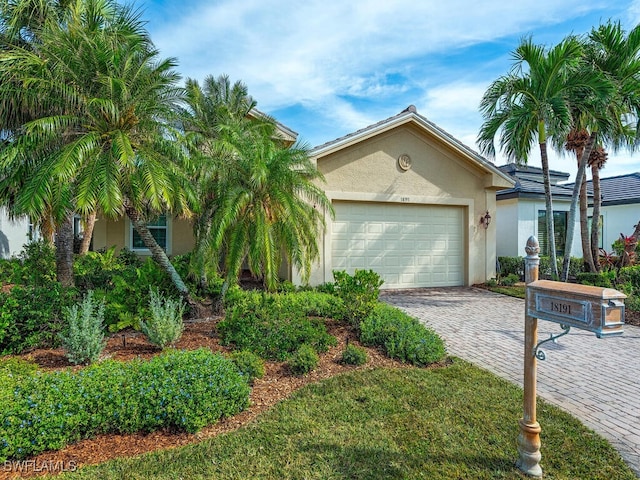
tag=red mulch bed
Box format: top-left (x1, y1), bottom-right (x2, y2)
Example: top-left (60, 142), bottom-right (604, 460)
top-left (0, 317), bottom-right (413, 479)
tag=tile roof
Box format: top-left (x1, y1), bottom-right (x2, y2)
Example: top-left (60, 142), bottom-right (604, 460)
top-left (497, 177), bottom-right (576, 200)
top-left (583, 172), bottom-right (640, 206)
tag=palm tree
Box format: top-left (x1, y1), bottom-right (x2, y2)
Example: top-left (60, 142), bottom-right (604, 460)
top-left (180, 75), bottom-right (257, 289)
top-left (207, 119), bottom-right (332, 291)
top-left (182, 77), bottom-right (332, 291)
top-left (478, 36), bottom-right (587, 278)
top-left (0, 0), bottom-right (196, 298)
top-left (587, 21), bottom-right (640, 266)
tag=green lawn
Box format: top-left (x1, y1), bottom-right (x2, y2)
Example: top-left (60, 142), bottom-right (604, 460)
top-left (489, 285), bottom-right (526, 299)
top-left (55, 360), bottom-right (635, 480)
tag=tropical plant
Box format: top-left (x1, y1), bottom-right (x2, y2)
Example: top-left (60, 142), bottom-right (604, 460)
top-left (182, 77), bottom-right (332, 291)
top-left (0, 0), bottom-right (196, 300)
top-left (559, 22), bottom-right (640, 280)
top-left (478, 36), bottom-right (594, 279)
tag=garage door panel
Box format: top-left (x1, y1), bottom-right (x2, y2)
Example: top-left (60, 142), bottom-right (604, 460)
top-left (331, 202), bottom-right (464, 288)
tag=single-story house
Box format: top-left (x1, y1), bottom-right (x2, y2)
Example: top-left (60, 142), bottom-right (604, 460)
top-left (93, 105), bottom-right (514, 289)
top-left (496, 164), bottom-right (583, 258)
top-left (584, 172), bottom-right (640, 252)
top-left (293, 105), bottom-right (514, 289)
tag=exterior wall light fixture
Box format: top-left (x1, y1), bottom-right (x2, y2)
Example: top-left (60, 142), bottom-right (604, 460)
top-left (480, 211), bottom-right (491, 229)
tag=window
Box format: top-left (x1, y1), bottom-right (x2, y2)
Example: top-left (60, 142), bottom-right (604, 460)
top-left (131, 215), bottom-right (168, 251)
top-left (537, 210), bottom-right (567, 256)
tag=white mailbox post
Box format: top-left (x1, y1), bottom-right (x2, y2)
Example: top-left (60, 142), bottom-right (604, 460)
top-left (517, 237), bottom-right (625, 477)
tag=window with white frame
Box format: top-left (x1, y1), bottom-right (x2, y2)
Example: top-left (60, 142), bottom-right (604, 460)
top-left (130, 215), bottom-right (168, 251)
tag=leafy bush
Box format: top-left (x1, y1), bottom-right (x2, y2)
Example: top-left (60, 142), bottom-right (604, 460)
top-left (0, 358), bottom-right (38, 378)
top-left (497, 256), bottom-right (524, 279)
top-left (0, 283), bottom-right (76, 354)
top-left (218, 291), bottom-right (337, 360)
top-left (140, 288), bottom-right (185, 349)
top-left (360, 304), bottom-right (446, 366)
top-left (332, 269), bottom-right (384, 324)
top-left (500, 273), bottom-right (520, 286)
top-left (59, 291), bottom-right (107, 365)
top-left (17, 240), bottom-right (57, 286)
top-left (339, 343), bottom-right (368, 366)
top-left (229, 350), bottom-right (265, 383)
top-left (0, 348), bottom-right (250, 461)
top-left (287, 344), bottom-right (319, 375)
top-left (576, 271), bottom-right (616, 288)
top-left (618, 265), bottom-right (640, 290)
top-left (486, 278), bottom-right (498, 287)
top-left (76, 254), bottom-right (181, 332)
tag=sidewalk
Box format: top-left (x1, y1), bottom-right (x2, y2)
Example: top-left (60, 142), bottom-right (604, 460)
top-left (382, 287), bottom-right (640, 477)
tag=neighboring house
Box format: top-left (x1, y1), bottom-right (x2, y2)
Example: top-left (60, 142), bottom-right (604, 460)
top-left (293, 105), bottom-right (514, 289)
top-left (496, 164), bottom-right (583, 259)
top-left (584, 172), bottom-right (640, 252)
top-left (0, 208), bottom-right (32, 259)
top-left (93, 105), bottom-right (515, 288)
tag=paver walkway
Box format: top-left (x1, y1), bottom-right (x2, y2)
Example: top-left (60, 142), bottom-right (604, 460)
top-left (382, 287), bottom-right (640, 477)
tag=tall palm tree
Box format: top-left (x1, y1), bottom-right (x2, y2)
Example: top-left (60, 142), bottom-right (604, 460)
top-left (587, 21), bottom-right (640, 264)
top-left (206, 119), bottom-right (332, 291)
top-left (478, 36), bottom-right (587, 278)
top-left (182, 77), bottom-right (332, 291)
top-left (0, 0), bottom-right (196, 298)
top-left (565, 128), bottom-right (597, 271)
top-left (180, 75), bottom-right (257, 289)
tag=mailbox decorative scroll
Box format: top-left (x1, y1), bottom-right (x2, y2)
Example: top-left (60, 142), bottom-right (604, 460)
top-left (527, 280), bottom-right (625, 338)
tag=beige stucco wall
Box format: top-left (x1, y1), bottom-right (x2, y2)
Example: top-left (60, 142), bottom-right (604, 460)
top-left (297, 124), bottom-right (505, 287)
top-left (92, 214), bottom-right (194, 256)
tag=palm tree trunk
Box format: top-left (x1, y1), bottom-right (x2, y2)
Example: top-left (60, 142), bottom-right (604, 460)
top-left (122, 199), bottom-right (192, 304)
top-left (590, 164), bottom-right (602, 272)
top-left (561, 132), bottom-right (596, 281)
top-left (78, 211), bottom-right (96, 254)
top-left (539, 134), bottom-right (558, 279)
top-left (55, 213), bottom-right (75, 287)
top-left (579, 170), bottom-right (596, 272)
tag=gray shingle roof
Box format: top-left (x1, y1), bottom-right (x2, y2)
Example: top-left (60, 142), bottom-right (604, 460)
top-left (497, 177), bottom-right (576, 200)
top-left (584, 172), bottom-right (640, 206)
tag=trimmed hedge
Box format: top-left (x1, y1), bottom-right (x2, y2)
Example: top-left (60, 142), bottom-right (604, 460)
top-left (360, 304), bottom-right (446, 366)
top-left (218, 291), bottom-right (338, 360)
top-left (0, 348), bottom-right (250, 461)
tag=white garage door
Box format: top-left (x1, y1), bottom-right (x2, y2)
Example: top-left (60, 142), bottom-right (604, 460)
top-left (331, 202), bottom-right (465, 288)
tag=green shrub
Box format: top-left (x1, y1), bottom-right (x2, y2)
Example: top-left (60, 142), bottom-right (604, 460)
top-left (576, 271), bottom-right (616, 288)
top-left (0, 348), bottom-right (250, 461)
top-left (619, 265), bottom-right (640, 290)
top-left (218, 291), bottom-right (337, 360)
top-left (339, 343), bottom-right (368, 366)
top-left (486, 278), bottom-right (498, 287)
top-left (140, 288), bottom-right (185, 349)
top-left (332, 269), bottom-right (384, 324)
top-left (287, 344), bottom-right (319, 375)
top-left (229, 350), bottom-right (265, 383)
top-left (497, 256), bottom-right (524, 279)
top-left (360, 304), bottom-right (446, 366)
top-left (0, 283), bottom-right (76, 354)
top-left (0, 357), bottom-right (38, 377)
top-left (500, 273), bottom-right (520, 286)
top-left (59, 291), bottom-right (107, 365)
top-left (17, 240), bottom-right (57, 286)
top-left (625, 294), bottom-right (640, 312)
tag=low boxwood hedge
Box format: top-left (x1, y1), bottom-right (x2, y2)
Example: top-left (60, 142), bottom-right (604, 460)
top-left (360, 304), bottom-right (446, 366)
top-left (0, 348), bottom-right (250, 461)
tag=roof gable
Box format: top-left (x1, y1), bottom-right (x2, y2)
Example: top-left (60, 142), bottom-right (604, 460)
top-left (312, 106), bottom-right (514, 189)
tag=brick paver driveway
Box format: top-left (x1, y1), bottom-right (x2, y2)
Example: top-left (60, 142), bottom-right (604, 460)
top-left (382, 287), bottom-right (640, 477)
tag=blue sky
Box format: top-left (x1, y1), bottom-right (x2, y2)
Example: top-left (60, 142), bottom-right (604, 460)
top-left (136, 0), bottom-right (640, 182)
